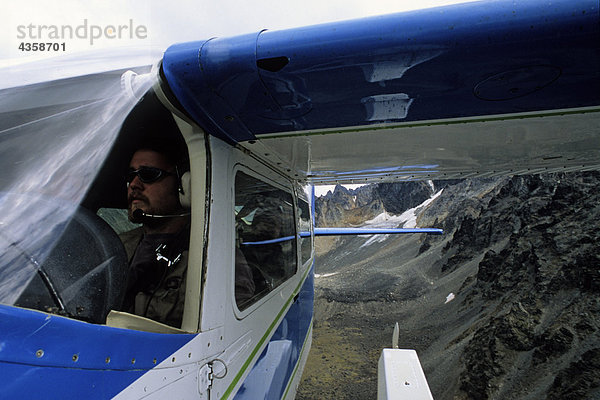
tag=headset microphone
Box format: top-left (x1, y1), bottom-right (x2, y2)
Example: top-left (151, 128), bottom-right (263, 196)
top-left (133, 209), bottom-right (191, 220)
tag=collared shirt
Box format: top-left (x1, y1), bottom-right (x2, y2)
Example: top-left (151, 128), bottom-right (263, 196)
top-left (121, 226), bottom-right (189, 327)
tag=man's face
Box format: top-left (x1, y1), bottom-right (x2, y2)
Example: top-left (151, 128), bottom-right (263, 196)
top-left (127, 149), bottom-right (180, 222)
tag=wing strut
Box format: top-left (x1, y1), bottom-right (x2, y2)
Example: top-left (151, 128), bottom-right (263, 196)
top-left (313, 227), bottom-right (442, 236)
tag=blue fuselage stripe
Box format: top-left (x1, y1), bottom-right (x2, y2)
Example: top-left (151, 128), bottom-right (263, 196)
top-left (234, 263), bottom-right (314, 399)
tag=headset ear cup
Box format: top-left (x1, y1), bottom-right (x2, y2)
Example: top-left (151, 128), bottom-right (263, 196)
top-left (179, 171), bottom-right (192, 209)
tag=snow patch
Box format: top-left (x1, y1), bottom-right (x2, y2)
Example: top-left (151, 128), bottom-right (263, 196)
top-left (363, 211), bottom-right (407, 228)
top-left (428, 180), bottom-right (435, 192)
top-left (361, 233), bottom-right (389, 247)
top-left (402, 189), bottom-right (443, 228)
top-left (359, 189), bottom-right (443, 248)
top-left (315, 272), bottom-right (339, 278)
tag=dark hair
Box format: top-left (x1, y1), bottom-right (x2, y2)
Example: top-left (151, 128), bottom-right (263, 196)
top-left (135, 140), bottom-right (190, 173)
top-left (122, 90), bottom-right (189, 172)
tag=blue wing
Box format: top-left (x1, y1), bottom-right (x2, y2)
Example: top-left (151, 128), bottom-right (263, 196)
top-left (160, 0), bottom-right (600, 183)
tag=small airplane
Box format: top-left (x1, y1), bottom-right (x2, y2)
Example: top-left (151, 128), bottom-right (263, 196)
top-left (0, 0), bottom-right (598, 399)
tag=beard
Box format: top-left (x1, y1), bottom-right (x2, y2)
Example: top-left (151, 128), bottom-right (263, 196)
top-left (128, 191), bottom-right (150, 223)
top-left (128, 190), bottom-right (185, 229)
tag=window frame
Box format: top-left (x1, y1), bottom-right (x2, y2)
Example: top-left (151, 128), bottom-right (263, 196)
top-left (231, 164), bottom-right (299, 318)
top-left (295, 189), bottom-right (314, 267)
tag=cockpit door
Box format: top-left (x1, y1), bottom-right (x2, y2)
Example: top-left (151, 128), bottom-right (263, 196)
top-left (199, 135), bottom-right (312, 399)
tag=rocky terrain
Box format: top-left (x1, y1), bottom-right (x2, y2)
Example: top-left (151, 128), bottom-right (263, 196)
top-left (297, 172), bottom-right (600, 400)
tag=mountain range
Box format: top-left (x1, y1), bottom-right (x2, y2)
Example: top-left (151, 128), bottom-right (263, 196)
top-left (297, 172), bottom-right (600, 400)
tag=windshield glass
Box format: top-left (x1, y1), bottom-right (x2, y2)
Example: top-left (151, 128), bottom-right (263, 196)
top-left (0, 54), bottom-right (156, 322)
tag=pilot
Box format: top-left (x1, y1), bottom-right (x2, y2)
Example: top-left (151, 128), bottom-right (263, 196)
top-left (120, 143), bottom-right (190, 327)
top-left (120, 141), bottom-right (256, 325)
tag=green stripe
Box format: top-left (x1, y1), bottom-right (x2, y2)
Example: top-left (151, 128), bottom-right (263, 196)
top-left (221, 263), bottom-right (314, 399)
top-left (255, 106), bottom-right (600, 139)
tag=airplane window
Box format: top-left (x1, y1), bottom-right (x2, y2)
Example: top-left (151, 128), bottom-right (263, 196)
top-left (234, 171), bottom-right (297, 310)
top-left (0, 67), bottom-right (141, 312)
top-left (298, 198), bottom-right (312, 264)
top-left (97, 208), bottom-right (141, 234)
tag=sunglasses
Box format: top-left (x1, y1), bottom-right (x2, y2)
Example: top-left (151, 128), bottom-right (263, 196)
top-left (126, 166), bottom-right (176, 184)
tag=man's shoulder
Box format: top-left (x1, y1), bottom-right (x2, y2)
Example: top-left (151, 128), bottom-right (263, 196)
top-left (119, 226), bottom-right (144, 241)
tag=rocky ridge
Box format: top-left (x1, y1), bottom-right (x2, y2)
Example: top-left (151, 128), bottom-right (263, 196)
top-left (297, 172), bottom-right (600, 400)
